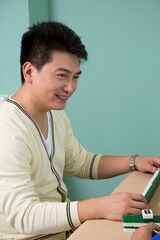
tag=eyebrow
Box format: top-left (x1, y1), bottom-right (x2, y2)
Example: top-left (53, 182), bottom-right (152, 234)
top-left (55, 68), bottom-right (82, 75)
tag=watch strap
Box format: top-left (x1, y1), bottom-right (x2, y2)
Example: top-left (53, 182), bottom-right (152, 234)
top-left (129, 154), bottom-right (139, 171)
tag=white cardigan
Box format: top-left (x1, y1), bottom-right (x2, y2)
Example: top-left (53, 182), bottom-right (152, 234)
top-left (0, 98), bottom-right (101, 239)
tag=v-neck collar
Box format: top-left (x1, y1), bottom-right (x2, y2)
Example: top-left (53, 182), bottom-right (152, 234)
top-left (6, 97), bottom-right (55, 161)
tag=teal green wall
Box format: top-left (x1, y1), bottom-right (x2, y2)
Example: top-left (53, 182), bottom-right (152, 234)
top-left (1, 0), bottom-right (160, 201)
top-left (0, 0), bottom-right (29, 94)
top-left (50, 0), bottom-right (160, 200)
top-left (28, 0), bottom-right (50, 25)
top-left (0, 0), bottom-right (50, 94)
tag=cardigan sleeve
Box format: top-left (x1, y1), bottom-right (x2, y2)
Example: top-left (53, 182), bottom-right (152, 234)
top-left (62, 111), bottom-right (102, 179)
top-left (0, 126), bottom-right (81, 235)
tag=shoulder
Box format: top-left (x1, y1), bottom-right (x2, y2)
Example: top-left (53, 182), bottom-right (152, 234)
top-left (0, 98), bottom-right (17, 120)
top-left (0, 98), bottom-right (35, 134)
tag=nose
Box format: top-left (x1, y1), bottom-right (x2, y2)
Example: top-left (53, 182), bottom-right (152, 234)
top-left (63, 79), bottom-right (77, 94)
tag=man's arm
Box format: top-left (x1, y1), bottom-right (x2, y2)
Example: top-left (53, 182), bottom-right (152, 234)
top-left (98, 155), bottom-right (131, 178)
top-left (78, 155), bottom-right (160, 223)
top-left (98, 155), bottom-right (160, 179)
top-left (78, 192), bottom-right (147, 223)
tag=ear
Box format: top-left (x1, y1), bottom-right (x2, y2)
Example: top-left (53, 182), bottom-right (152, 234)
top-left (22, 62), bottom-right (34, 84)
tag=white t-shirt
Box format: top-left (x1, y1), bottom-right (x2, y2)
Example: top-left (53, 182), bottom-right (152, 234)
top-left (40, 112), bottom-right (53, 157)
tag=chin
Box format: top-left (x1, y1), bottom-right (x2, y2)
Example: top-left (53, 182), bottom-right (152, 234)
top-left (51, 104), bottom-right (66, 111)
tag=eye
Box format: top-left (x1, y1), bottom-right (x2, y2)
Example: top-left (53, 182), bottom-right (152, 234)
top-left (58, 73), bottom-right (67, 79)
top-left (73, 75), bottom-right (80, 81)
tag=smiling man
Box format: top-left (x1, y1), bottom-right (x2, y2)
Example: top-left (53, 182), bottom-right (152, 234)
top-left (0, 21), bottom-right (160, 240)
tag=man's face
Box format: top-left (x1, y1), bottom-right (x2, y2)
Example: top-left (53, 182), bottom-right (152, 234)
top-left (26, 51), bottom-right (81, 112)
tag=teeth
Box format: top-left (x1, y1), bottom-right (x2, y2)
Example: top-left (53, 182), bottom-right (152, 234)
top-left (58, 95), bottom-right (67, 99)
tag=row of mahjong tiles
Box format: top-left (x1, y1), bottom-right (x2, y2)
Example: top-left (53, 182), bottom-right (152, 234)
top-left (123, 169), bottom-right (160, 232)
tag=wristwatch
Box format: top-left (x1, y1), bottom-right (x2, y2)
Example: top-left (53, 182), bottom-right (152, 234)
top-left (129, 154), bottom-right (139, 171)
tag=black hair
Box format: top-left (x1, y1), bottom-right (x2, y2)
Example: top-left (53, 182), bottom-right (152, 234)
top-left (20, 21), bottom-right (88, 83)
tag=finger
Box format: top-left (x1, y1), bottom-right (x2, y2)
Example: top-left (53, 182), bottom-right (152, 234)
top-left (146, 223), bottom-right (160, 235)
top-left (146, 164), bottom-right (158, 173)
top-left (131, 193), bottom-right (148, 204)
top-left (154, 224), bottom-right (160, 231)
top-left (131, 199), bottom-right (147, 210)
top-left (126, 207), bottom-right (143, 216)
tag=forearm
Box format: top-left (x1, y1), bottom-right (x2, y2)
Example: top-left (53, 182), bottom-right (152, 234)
top-left (78, 198), bottom-right (102, 223)
top-left (1, 189), bottom-right (80, 234)
top-left (98, 155), bottom-right (160, 179)
top-left (98, 155), bottom-right (131, 179)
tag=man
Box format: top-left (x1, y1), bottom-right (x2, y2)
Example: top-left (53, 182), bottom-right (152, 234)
top-left (0, 21), bottom-right (160, 240)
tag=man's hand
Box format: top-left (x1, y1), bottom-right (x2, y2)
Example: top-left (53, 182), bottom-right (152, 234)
top-left (135, 156), bottom-right (160, 173)
top-left (97, 192), bottom-right (148, 221)
top-left (78, 192), bottom-right (148, 222)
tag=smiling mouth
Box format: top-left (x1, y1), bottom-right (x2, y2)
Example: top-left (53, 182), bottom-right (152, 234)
top-left (56, 94), bottom-right (68, 101)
